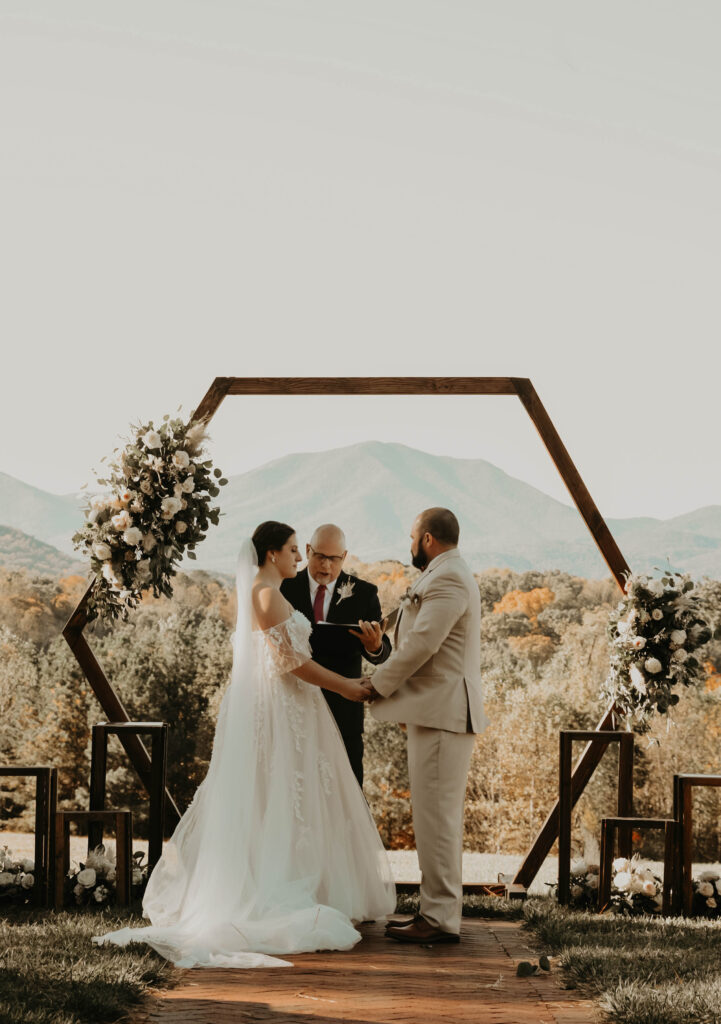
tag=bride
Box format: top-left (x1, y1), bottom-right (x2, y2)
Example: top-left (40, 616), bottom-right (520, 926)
top-left (93, 521), bottom-right (396, 967)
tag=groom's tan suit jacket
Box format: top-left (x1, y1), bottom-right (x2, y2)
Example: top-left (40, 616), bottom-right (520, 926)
top-left (370, 548), bottom-right (487, 734)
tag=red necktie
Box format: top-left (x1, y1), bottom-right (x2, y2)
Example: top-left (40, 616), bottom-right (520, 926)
top-left (313, 584), bottom-right (327, 623)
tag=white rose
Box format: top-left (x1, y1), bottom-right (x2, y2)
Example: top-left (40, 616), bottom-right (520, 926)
top-left (652, 608), bottom-right (664, 620)
top-left (93, 887), bottom-right (108, 902)
top-left (181, 477), bottom-right (195, 493)
top-left (0, 871), bottom-right (14, 887)
top-left (699, 870), bottom-right (720, 882)
top-left (612, 857), bottom-right (631, 873)
top-left (646, 579), bottom-right (665, 597)
top-left (21, 859), bottom-right (34, 872)
top-left (586, 873), bottom-right (599, 890)
top-left (644, 657), bottom-right (663, 675)
top-left (20, 873), bottom-right (34, 889)
top-left (172, 450), bottom-right (190, 469)
top-left (570, 858), bottom-right (587, 876)
top-left (617, 620), bottom-right (632, 636)
top-left (613, 871), bottom-right (632, 892)
top-left (142, 532), bottom-right (157, 552)
top-left (140, 479), bottom-right (152, 495)
top-left (122, 526), bottom-right (143, 547)
top-left (161, 496), bottom-right (182, 518)
top-left (670, 629), bottom-right (687, 646)
top-left (631, 636), bottom-right (646, 650)
top-left (119, 490), bottom-right (132, 504)
top-left (642, 879), bottom-right (656, 896)
top-left (92, 542), bottom-right (112, 561)
top-left (175, 521), bottom-right (187, 534)
top-left (111, 509), bottom-right (131, 531)
top-left (90, 494), bottom-right (110, 510)
top-left (698, 882), bottom-right (714, 897)
top-left (142, 429), bottom-right (161, 450)
top-left (673, 649), bottom-right (688, 663)
top-left (77, 867), bottom-right (96, 888)
top-left (708, 897), bottom-right (717, 909)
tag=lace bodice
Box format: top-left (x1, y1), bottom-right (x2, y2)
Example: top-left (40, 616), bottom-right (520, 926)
top-left (253, 608), bottom-right (312, 676)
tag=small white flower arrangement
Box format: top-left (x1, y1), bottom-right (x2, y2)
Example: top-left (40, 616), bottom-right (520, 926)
top-left (335, 579), bottom-right (356, 605)
top-left (400, 587), bottom-right (422, 610)
top-left (601, 571), bottom-right (711, 730)
top-left (548, 857), bottom-right (600, 909)
top-left (73, 413), bottom-right (228, 621)
top-left (692, 870), bottom-right (721, 918)
top-left (607, 855), bottom-right (663, 915)
top-left (0, 846), bottom-right (35, 904)
top-left (66, 843), bottom-right (148, 906)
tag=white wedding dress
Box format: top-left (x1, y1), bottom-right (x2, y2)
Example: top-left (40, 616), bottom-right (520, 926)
top-left (93, 540), bottom-right (396, 968)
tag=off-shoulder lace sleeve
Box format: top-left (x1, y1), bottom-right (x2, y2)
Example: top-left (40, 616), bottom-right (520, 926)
top-left (262, 612), bottom-right (313, 675)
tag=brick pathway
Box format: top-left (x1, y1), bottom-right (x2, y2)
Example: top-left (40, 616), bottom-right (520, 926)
top-left (132, 918), bottom-right (597, 1024)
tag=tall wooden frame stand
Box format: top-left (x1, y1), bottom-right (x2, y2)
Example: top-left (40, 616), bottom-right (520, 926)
top-left (63, 377), bottom-right (630, 887)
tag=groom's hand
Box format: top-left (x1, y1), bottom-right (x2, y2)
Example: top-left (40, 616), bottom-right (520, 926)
top-left (349, 620), bottom-right (385, 654)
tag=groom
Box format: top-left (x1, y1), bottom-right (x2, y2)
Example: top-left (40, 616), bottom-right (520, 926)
top-left (281, 523), bottom-right (391, 785)
top-left (370, 508), bottom-right (487, 944)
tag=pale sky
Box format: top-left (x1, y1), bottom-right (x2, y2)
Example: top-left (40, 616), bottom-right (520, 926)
top-left (1, 1), bottom-right (720, 519)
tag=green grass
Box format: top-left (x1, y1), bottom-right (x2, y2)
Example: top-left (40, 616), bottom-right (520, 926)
top-left (0, 905), bottom-right (177, 1024)
top-left (523, 899), bottom-right (721, 1024)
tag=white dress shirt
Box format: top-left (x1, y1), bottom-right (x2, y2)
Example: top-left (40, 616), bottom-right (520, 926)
top-left (308, 574), bottom-right (338, 621)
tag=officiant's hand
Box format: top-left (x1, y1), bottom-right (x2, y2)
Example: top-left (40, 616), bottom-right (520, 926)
top-left (349, 619), bottom-right (385, 654)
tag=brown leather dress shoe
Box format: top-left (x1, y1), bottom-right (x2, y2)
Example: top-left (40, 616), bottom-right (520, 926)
top-left (385, 915), bottom-right (460, 944)
top-left (384, 913), bottom-right (421, 931)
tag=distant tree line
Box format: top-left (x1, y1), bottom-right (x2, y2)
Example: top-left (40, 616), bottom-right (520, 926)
top-left (1, 563), bottom-right (720, 862)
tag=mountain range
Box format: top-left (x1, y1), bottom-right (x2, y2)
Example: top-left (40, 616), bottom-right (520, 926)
top-left (1, 445), bottom-right (719, 580)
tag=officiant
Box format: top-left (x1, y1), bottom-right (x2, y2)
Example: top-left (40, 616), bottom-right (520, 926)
top-left (281, 523), bottom-right (391, 786)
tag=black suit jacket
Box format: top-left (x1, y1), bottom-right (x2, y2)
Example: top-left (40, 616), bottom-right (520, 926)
top-left (280, 568), bottom-right (391, 740)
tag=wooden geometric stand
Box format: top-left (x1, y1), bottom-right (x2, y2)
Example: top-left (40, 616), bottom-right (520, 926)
top-left (0, 766), bottom-right (57, 907)
top-left (673, 773), bottom-right (721, 915)
top-left (63, 376), bottom-right (633, 891)
top-left (557, 730), bottom-right (634, 905)
top-left (54, 809), bottom-right (133, 910)
top-left (89, 721), bottom-right (169, 873)
top-left (599, 815), bottom-right (677, 914)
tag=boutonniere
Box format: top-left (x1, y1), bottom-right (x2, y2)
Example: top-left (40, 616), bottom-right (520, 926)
top-left (335, 579), bottom-right (355, 605)
top-left (400, 587), bottom-right (422, 609)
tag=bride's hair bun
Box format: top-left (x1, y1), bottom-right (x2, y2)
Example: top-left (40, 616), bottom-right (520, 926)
top-left (252, 521), bottom-right (295, 566)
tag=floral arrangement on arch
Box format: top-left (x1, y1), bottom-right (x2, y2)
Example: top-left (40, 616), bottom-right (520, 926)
top-left (608, 856), bottom-right (663, 915)
top-left (0, 845), bottom-right (35, 904)
top-left (601, 571), bottom-right (711, 731)
top-left (73, 413), bottom-right (228, 621)
top-left (66, 843), bottom-right (148, 906)
top-left (692, 870), bottom-right (721, 918)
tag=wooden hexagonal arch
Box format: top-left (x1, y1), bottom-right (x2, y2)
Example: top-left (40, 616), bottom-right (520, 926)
top-left (64, 377), bottom-right (630, 887)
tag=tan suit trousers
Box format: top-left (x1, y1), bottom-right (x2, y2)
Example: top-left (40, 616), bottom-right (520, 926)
top-left (407, 724), bottom-right (476, 934)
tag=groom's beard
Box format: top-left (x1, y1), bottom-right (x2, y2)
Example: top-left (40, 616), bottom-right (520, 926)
top-left (411, 543), bottom-right (428, 571)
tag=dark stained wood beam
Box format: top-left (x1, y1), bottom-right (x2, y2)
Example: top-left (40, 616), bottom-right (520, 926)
top-left (63, 586), bottom-right (181, 826)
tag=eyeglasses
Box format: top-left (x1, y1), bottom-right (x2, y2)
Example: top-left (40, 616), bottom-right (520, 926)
top-left (308, 545), bottom-right (345, 566)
